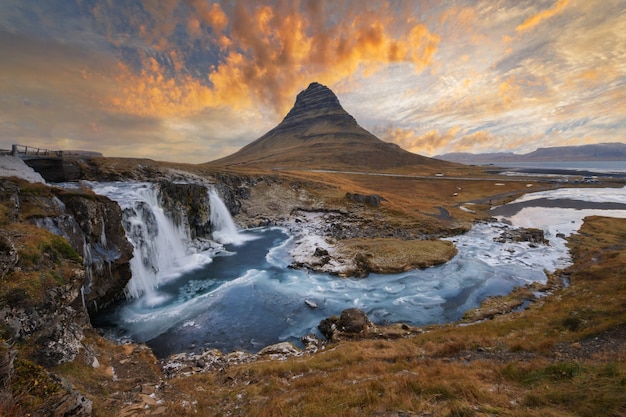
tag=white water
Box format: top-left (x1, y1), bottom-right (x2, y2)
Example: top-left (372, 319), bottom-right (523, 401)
top-left (91, 183), bottom-right (626, 357)
top-left (90, 182), bottom-right (214, 300)
top-left (209, 189), bottom-right (254, 246)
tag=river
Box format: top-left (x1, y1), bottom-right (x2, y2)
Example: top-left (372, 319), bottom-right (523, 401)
top-left (91, 183), bottom-right (626, 358)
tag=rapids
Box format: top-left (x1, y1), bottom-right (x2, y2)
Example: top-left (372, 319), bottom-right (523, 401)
top-left (90, 183), bottom-right (626, 358)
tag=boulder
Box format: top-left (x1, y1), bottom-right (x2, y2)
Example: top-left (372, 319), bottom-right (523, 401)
top-left (318, 308), bottom-right (376, 341)
top-left (258, 342), bottom-right (301, 357)
top-left (346, 192), bottom-right (381, 207)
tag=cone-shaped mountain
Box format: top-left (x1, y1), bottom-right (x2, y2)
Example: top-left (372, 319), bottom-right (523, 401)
top-left (206, 82), bottom-right (456, 172)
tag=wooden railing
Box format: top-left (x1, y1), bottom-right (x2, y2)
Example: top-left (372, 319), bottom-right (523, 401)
top-left (11, 144), bottom-right (63, 158)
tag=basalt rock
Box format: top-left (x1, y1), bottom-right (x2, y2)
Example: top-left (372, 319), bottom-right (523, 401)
top-left (157, 181), bottom-right (212, 238)
top-left (318, 308), bottom-right (377, 341)
top-left (346, 192), bottom-right (381, 207)
top-left (494, 226), bottom-right (549, 246)
top-left (0, 232), bottom-right (18, 280)
top-left (52, 192), bottom-right (134, 312)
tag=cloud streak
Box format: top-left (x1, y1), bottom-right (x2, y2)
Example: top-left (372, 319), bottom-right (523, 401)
top-left (0, 0), bottom-right (624, 162)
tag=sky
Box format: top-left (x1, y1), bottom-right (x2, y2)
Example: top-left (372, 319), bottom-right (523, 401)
top-left (0, 0), bottom-right (624, 164)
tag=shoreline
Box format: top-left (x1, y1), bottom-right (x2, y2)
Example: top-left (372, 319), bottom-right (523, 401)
top-left (486, 166), bottom-right (626, 178)
top-left (490, 197), bottom-right (626, 217)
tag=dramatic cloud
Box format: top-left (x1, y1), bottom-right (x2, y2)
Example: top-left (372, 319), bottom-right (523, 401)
top-left (0, 0), bottom-right (624, 162)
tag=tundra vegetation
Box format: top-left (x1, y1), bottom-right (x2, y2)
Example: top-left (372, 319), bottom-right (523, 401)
top-left (1, 159), bottom-right (625, 416)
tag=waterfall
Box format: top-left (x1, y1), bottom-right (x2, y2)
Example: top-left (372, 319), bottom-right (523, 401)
top-left (92, 183), bottom-right (192, 299)
top-left (90, 182), bottom-right (252, 301)
top-left (209, 189), bottom-right (248, 245)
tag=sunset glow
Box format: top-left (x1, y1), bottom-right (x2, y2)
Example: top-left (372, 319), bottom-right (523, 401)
top-left (1, 0), bottom-right (624, 163)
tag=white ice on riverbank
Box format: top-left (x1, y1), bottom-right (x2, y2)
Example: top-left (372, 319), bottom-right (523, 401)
top-left (0, 155), bottom-right (45, 183)
top-left (495, 186), bottom-right (626, 269)
top-left (509, 186), bottom-right (626, 205)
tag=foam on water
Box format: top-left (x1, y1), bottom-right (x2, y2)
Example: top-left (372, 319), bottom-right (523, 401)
top-left (92, 185), bottom-right (626, 357)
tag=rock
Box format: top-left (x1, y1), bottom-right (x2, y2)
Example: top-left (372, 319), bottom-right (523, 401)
top-left (345, 192), bottom-right (381, 207)
top-left (50, 387), bottom-right (93, 417)
top-left (0, 232), bottom-right (18, 280)
top-left (258, 342), bottom-right (301, 357)
top-left (318, 308), bottom-right (377, 341)
top-left (494, 227), bottom-right (549, 245)
top-left (157, 181), bottom-right (212, 239)
top-left (59, 192), bottom-right (134, 311)
top-left (318, 315), bottom-right (339, 340)
top-left (313, 247), bottom-right (329, 257)
top-left (301, 334), bottom-right (324, 353)
top-left (338, 308), bottom-right (374, 333)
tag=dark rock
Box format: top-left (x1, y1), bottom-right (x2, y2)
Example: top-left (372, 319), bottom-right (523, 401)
top-left (318, 315), bottom-right (339, 340)
top-left (272, 82), bottom-right (359, 136)
top-left (318, 308), bottom-right (376, 341)
top-left (314, 247), bottom-right (329, 257)
top-left (338, 308), bottom-right (374, 333)
top-left (345, 192), bottom-right (381, 207)
top-left (494, 227), bottom-right (549, 245)
top-left (23, 158), bottom-right (83, 182)
top-left (56, 192), bottom-right (134, 312)
top-left (157, 181), bottom-right (212, 238)
top-left (0, 233), bottom-right (18, 280)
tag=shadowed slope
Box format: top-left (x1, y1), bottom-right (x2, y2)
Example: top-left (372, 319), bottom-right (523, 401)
top-left (206, 82), bottom-right (456, 172)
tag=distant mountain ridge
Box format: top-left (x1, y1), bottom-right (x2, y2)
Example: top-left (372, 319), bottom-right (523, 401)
top-left (206, 82), bottom-right (456, 172)
top-left (436, 143), bottom-right (626, 164)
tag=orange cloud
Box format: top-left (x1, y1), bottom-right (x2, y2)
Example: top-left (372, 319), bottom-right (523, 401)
top-left (380, 126), bottom-right (460, 155)
top-left (516, 0), bottom-right (570, 32)
top-left (103, 2), bottom-right (440, 119)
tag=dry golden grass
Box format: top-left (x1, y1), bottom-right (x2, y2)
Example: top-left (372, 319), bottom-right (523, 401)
top-left (336, 238), bottom-right (458, 273)
top-left (161, 216), bottom-right (626, 417)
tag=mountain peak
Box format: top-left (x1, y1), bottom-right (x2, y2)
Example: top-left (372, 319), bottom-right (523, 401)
top-left (206, 82), bottom-right (457, 172)
top-left (276, 82), bottom-right (357, 132)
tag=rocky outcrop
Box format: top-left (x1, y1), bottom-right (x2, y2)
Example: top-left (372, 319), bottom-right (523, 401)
top-left (158, 181), bottom-right (212, 239)
top-left (272, 82), bottom-right (359, 135)
top-left (60, 193), bottom-right (134, 311)
top-left (494, 226), bottom-right (549, 246)
top-left (345, 192), bottom-right (381, 207)
top-left (0, 233), bottom-right (18, 280)
top-left (318, 308), bottom-right (422, 343)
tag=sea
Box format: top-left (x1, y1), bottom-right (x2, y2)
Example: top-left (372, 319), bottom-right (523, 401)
top-left (494, 160), bottom-right (626, 174)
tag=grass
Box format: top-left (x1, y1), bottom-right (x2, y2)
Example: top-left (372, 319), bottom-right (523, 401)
top-left (159, 216), bottom-right (626, 417)
top-left (2, 165), bottom-right (626, 416)
top-left (335, 237), bottom-right (458, 273)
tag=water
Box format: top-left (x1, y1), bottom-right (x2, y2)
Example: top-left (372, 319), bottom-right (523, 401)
top-left (495, 160), bottom-right (626, 174)
top-left (92, 183), bottom-right (626, 358)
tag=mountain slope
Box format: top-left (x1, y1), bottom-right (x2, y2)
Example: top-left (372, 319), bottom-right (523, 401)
top-left (206, 82), bottom-right (456, 172)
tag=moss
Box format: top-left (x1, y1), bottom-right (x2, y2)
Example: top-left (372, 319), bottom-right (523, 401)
top-left (11, 358), bottom-right (63, 411)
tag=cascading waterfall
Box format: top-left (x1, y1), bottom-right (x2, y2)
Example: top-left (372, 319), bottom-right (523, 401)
top-left (92, 183), bottom-right (192, 299)
top-left (209, 188), bottom-right (250, 245)
top-left (91, 183), bottom-right (251, 302)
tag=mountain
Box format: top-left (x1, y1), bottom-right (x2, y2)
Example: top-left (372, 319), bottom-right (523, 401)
top-left (436, 142), bottom-right (626, 164)
top-left (206, 82), bottom-right (456, 172)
